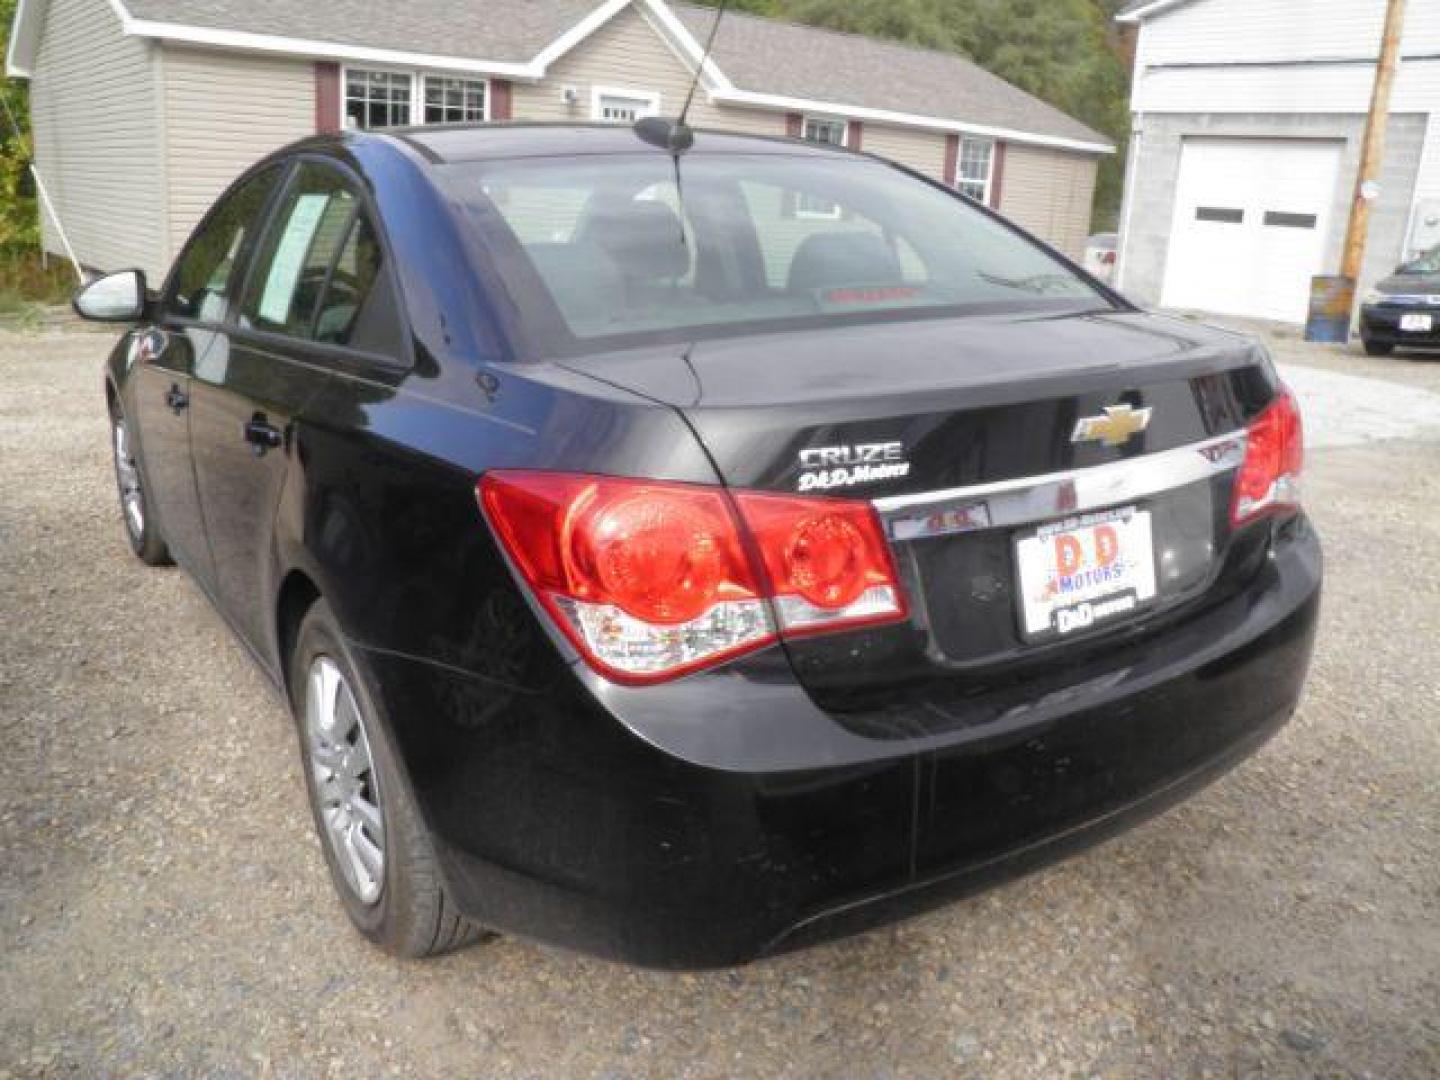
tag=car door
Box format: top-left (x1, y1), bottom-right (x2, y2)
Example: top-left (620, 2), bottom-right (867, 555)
top-left (131, 164), bottom-right (285, 586)
top-left (188, 159), bottom-right (407, 655)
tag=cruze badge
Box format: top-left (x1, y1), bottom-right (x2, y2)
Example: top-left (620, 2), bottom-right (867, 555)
top-left (798, 441), bottom-right (910, 492)
top-left (1071, 404), bottom-right (1152, 448)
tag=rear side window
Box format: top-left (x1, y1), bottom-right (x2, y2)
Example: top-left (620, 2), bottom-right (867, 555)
top-left (167, 166), bottom-right (281, 322)
top-left (240, 162), bottom-right (405, 358)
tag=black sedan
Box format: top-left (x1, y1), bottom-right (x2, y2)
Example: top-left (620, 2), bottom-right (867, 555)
top-left (1360, 243), bottom-right (1440, 355)
top-left (76, 122), bottom-right (1321, 969)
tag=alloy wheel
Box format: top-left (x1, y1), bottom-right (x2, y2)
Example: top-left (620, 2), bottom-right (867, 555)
top-left (305, 656), bottom-right (386, 905)
top-left (112, 416), bottom-right (145, 540)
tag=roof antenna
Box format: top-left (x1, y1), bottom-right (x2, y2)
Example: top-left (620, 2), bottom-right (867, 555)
top-left (634, 0), bottom-right (729, 153)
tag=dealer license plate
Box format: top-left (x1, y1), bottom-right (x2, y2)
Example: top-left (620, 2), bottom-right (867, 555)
top-left (1400, 312), bottom-right (1433, 333)
top-left (1015, 507), bottom-right (1157, 639)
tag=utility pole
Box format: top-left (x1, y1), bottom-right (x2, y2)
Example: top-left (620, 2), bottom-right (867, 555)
top-left (1306, 0), bottom-right (1408, 341)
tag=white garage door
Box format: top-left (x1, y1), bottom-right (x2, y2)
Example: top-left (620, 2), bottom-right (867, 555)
top-left (1160, 138), bottom-right (1343, 323)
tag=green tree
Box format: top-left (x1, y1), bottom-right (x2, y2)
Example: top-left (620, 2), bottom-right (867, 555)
top-left (0, 0), bottom-right (39, 250)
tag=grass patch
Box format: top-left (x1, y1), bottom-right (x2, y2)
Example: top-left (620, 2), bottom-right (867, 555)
top-left (0, 246), bottom-right (80, 329)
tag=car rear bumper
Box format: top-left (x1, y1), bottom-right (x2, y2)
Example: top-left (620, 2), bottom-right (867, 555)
top-left (358, 515), bottom-right (1320, 969)
top-left (1360, 304), bottom-right (1440, 346)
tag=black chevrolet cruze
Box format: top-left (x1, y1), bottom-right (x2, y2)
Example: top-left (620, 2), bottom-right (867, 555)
top-left (76, 123), bottom-right (1320, 968)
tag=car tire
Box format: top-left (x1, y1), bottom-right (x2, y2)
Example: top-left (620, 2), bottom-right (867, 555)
top-left (108, 401), bottom-right (172, 566)
top-left (289, 599), bottom-right (490, 958)
top-left (1363, 340), bottom-right (1395, 357)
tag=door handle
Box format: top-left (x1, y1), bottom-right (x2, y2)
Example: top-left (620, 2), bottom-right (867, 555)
top-left (165, 383), bottom-right (188, 413)
top-left (243, 416), bottom-right (283, 456)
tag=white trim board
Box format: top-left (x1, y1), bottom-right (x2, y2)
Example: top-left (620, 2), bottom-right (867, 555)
top-left (713, 88), bottom-right (1114, 154)
top-left (1116, 0), bottom-right (1203, 23)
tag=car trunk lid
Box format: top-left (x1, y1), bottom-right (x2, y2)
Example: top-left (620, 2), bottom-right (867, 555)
top-left (558, 309), bottom-right (1279, 701)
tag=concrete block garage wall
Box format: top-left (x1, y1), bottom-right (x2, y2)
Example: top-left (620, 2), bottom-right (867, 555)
top-left (1119, 112), bottom-right (1427, 311)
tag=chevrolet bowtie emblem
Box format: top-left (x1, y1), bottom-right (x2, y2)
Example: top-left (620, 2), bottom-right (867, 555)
top-left (1071, 404), bottom-right (1152, 448)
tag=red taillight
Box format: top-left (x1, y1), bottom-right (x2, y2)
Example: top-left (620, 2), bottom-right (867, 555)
top-left (1232, 387), bottom-right (1304, 526)
top-left (731, 491), bottom-right (908, 638)
top-left (478, 472), bottom-right (906, 684)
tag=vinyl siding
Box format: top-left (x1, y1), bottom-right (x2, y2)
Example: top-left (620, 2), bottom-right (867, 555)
top-left (160, 45), bottom-right (315, 259)
top-left (999, 145), bottom-right (1098, 259)
top-left (1131, 0), bottom-right (1440, 115)
top-left (510, 6), bottom-right (779, 135)
top-left (1135, 0), bottom-right (1440, 68)
top-left (862, 124), bottom-right (947, 180)
top-left (28, 0), bottom-right (166, 278)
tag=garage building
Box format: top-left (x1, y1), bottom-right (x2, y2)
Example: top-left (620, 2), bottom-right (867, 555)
top-left (1115, 0), bottom-right (1440, 324)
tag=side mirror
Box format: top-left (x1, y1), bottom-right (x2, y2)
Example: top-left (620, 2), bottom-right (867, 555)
top-left (72, 269), bottom-right (148, 323)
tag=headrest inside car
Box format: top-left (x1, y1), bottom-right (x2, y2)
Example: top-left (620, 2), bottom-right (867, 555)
top-left (788, 232), bottom-right (904, 292)
top-left (576, 200), bottom-right (691, 283)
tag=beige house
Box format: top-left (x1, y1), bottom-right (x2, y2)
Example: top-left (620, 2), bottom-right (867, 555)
top-left (8, 0), bottom-right (1113, 283)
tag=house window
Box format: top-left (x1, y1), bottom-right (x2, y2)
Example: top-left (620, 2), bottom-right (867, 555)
top-left (798, 117), bottom-right (848, 218)
top-left (423, 76), bottom-right (487, 124)
top-left (802, 116), bottom-right (847, 147)
top-left (592, 87), bottom-right (660, 123)
top-left (956, 137), bottom-right (994, 203)
top-left (345, 69), bottom-right (412, 130)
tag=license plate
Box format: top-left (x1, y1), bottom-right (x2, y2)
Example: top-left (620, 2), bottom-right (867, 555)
top-left (1015, 507), bottom-right (1157, 639)
top-left (1400, 312), bottom-right (1433, 332)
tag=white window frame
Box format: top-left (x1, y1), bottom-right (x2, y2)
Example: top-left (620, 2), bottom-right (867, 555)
top-left (590, 85), bottom-right (661, 123)
top-left (801, 115), bottom-right (848, 149)
top-left (419, 74), bottom-right (491, 125)
top-left (340, 66), bottom-right (491, 130)
top-left (955, 136), bottom-right (995, 205)
top-left (796, 115), bottom-right (849, 220)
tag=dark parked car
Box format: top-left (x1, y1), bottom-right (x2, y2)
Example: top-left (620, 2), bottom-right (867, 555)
top-left (77, 123), bottom-right (1320, 969)
top-left (1360, 242), bottom-right (1440, 355)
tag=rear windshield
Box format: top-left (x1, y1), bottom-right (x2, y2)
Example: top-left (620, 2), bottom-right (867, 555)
top-left (439, 151), bottom-right (1111, 351)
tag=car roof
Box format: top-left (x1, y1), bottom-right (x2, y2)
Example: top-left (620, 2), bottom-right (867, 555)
top-left (380, 122), bottom-right (850, 165)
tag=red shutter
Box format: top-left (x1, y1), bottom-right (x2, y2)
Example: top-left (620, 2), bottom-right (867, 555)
top-left (490, 79), bottom-right (512, 122)
top-left (989, 141), bottom-right (1007, 209)
top-left (847, 120), bottom-right (862, 152)
top-left (943, 133), bottom-right (960, 187)
top-left (315, 61), bottom-right (341, 134)
top-left (786, 112), bottom-right (803, 138)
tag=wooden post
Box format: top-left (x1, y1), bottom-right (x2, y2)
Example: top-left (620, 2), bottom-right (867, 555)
top-left (1306, 0), bottom-right (1407, 342)
top-left (1340, 0), bottom-right (1407, 282)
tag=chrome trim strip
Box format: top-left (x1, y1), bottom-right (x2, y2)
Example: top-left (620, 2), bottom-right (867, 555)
top-left (874, 431), bottom-right (1247, 542)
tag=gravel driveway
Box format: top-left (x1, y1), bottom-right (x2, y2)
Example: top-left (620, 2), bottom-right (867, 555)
top-left (2, 319), bottom-right (1438, 1078)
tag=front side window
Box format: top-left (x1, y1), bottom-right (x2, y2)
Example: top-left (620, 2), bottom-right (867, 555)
top-left (239, 163), bottom-right (402, 356)
top-left (424, 76), bottom-right (487, 124)
top-left (956, 136), bottom-right (994, 203)
top-left (448, 153), bottom-right (1108, 351)
top-left (167, 166), bottom-right (282, 321)
top-left (346, 69), bottom-right (412, 130)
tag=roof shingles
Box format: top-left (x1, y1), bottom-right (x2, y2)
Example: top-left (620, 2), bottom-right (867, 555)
top-left (122, 0), bottom-right (1111, 149)
top-left (124, 0), bottom-right (601, 62)
top-left (674, 3), bottom-right (1109, 147)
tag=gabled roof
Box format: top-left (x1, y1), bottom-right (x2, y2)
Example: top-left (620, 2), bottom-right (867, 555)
top-left (7, 0), bottom-right (1113, 153)
top-left (122, 0), bottom-right (604, 67)
top-left (672, 3), bottom-right (1109, 149)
